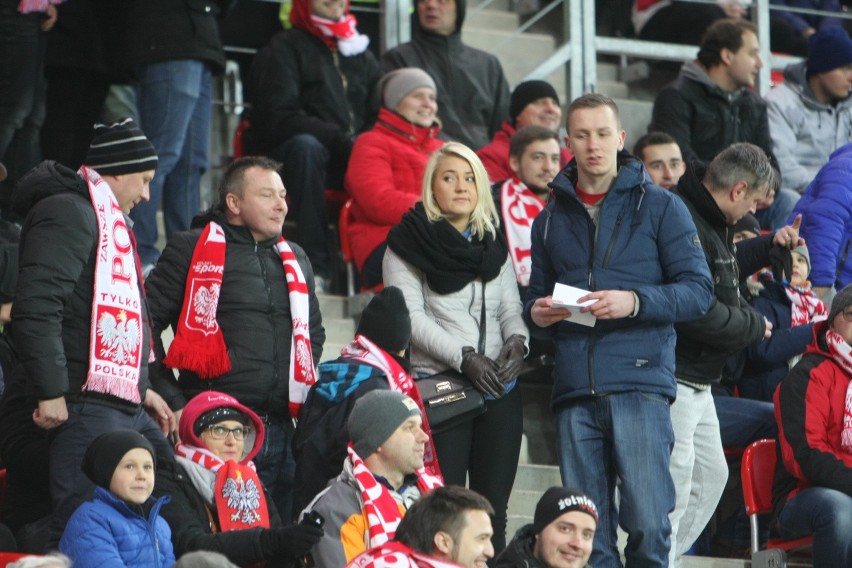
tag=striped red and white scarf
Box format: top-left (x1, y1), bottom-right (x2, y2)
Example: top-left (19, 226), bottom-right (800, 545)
top-left (785, 282), bottom-right (828, 327)
top-left (499, 177), bottom-right (544, 287)
top-left (18, 0), bottom-right (63, 14)
top-left (348, 444), bottom-right (443, 548)
top-left (164, 221), bottom-right (316, 419)
top-left (341, 335), bottom-right (442, 476)
top-left (345, 541), bottom-right (463, 568)
top-left (825, 328), bottom-right (852, 453)
top-left (81, 166), bottom-right (145, 404)
top-left (175, 442), bottom-right (270, 533)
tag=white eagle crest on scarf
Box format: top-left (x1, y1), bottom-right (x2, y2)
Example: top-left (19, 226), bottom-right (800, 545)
top-left (192, 283), bottom-right (221, 329)
top-left (222, 471), bottom-right (262, 524)
top-left (97, 310), bottom-right (140, 364)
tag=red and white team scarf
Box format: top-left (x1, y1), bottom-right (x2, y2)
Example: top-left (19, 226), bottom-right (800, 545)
top-left (785, 283), bottom-right (828, 327)
top-left (310, 13), bottom-right (370, 56)
top-left (164, 221), bottom-right (316, 419)
top-left (348, 444), bottom-right (443, 548)
top-left (340, 335), bottom-right (442, 476)
top-left (18, 0), bottom-right (63, 14)
top-left (175, 442), bottom-right (270, 532)
top-left (824, 328), bottom-right (852, 453)
top-left (80, 166), bottom-right (144, 404)
top-left (345, 541), bottom-right (464, 568)
top-left (500, 178), bottom-right (545, 287)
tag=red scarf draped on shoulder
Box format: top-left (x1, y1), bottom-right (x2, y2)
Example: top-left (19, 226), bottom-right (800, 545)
top-left (164, 221), bottom-right (317, 419)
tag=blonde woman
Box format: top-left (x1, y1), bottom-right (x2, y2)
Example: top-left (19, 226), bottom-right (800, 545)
top-left (383, 142), bottom-right (529, 553)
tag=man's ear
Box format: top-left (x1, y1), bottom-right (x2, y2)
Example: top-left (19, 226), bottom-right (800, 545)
top-left (730, 180), bottom-right (748, 203)
top-left (509, 154), bottom-right (521, 175)
top-left (720, 47), bottom-right (734, 67)
top-left (225, 193), bottom-right (241, 215)
top-left (434, 531), bottom-right (453, 556)
top-left (617, 129), bottom-right (626, 151)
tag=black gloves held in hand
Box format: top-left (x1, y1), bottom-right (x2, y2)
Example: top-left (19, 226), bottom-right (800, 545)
top-left (461, 347), bottom-right (504, 398)
top-left (273, 522), bottom-right (324, 558)
top-left (496, 334), bottom-right (526, 382)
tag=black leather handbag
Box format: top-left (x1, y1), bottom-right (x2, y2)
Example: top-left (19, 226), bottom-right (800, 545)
top-left (416, 282), bottom-right (489, 433)
top-left (417, 370), bottom-right (485, 433)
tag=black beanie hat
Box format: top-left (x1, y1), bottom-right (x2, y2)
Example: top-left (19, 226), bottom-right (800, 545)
top-left (510, 80), bottom-right (560, 123)
top-left (82, 430), bottom-right (157, 489)
top-left (533, 486), bottom-right (599, 534)
top-left (356, 286), bottom-right (411, 353)
top-left (85, 118), bottom-right (158, 176)
top-left (807, 26), bottom-right (852, 77)
top-left (194, 407), bottom-right (251, 436)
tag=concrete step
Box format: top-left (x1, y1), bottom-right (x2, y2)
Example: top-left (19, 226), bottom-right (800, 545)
top-left (469, 0), bottom-right (513, 11)
top-left (462, 27), bottom-right (565, 91)
top-left (316, 292), bottom-right (355, 363)
top-left (464, 8), bottom-right (519, 32)
top-left (613, 97), bottom-right (654, 151)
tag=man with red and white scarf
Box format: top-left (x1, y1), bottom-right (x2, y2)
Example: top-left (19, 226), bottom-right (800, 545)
top-left (146, 155), bottom-right (325, 522)
top-left (773, 284), bottom-right (852, 568)
top-left (303, 390), bottom-right (443, 568)
top-left (246, 0), bottom-right (380, 290)
top-left (10, 118), bottom-right (175, 545)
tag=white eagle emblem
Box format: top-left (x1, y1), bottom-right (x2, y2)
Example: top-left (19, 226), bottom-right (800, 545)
top-left (97, 310), bottom-right (140, 365)
top-left (295, 338), bottom-right (313, 376)
top-left (192, 283), bottom-right (220, 330)
top-left (222, 471), bottom-right (262, 524)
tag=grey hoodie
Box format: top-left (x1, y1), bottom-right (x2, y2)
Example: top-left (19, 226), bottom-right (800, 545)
top-left (766, 61), bottom-right (852, 194)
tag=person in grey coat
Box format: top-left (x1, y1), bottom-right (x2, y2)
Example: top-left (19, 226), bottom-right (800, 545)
top-left (383, 142), bottom-right (528, 554)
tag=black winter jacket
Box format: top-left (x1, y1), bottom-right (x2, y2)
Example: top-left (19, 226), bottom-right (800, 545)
top-left (494, 524), bottom-right (545, 568)
top-left (146, 209), bottom-right (325, 415)
top-left (10, 161), bottom-right (152, 406)
top-left (154, 459), bottom-right (294, 566)
top-left (125, 0), bottom-right (232, 73)
top-left (650, 61), bottom-right (776, 166)
top-left (381, 0), bottom-right (510, 150)
top-left (674, 163), bottom-right (767, 384)
top-left (246, 28), bottom-right (381, 158)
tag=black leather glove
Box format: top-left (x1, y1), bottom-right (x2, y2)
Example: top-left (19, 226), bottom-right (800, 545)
top-left (461, 347), bottom-right (504, 398)
top-left (769, 245), bottom-right (793, 283)
top-left (272, 522), bottom-right (324, 558)
top-left (496, 334), bottom-right (526, 382)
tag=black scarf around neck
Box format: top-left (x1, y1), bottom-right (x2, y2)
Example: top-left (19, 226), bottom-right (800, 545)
top-left (387, 203), bottom-right (508, 294)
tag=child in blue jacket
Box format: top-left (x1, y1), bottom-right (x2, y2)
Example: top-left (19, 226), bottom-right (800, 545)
top-left (59, 430), bottom-right (175, 568)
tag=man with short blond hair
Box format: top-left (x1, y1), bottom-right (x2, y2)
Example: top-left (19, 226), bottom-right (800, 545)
top-left (524, 93), bottom-right (713, 566)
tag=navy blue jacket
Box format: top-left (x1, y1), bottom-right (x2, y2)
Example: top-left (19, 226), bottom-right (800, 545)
top-left (523, 153), bottom-right (713, 406)
top-left (741, 277), bottom-right (815, 401)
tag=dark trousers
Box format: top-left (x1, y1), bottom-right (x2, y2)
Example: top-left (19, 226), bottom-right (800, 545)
top-left (0, 4), bottom-right (46, 203)
top-left (255, 417), bottom-right (298, 522)
top-left (268, 133), bottom-right (346, 279)
top-left (431, 385), bottom-right (523, 555)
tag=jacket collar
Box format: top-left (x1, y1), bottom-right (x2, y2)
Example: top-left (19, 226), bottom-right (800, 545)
top-left (376, 107), bottom-right (440, 147)
top-left (676, 161), bottom-right (729, 231)
top-left (549, 150), bottom-right (646, 204)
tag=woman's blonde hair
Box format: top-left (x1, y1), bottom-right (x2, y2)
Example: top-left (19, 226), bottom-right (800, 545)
top-left (421, 142), bottom-right (499, 240)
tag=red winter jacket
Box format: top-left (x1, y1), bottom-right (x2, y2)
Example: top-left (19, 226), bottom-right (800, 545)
top-left (344, 107), bottom-right (443, 271)
top-left (476, 121), bottom-right (572, 183)
top-left (772, 322), bottom-right (852, 521)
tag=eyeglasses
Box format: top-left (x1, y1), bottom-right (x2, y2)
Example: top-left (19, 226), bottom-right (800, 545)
top-left (206, 425), bottom-right (250, 441)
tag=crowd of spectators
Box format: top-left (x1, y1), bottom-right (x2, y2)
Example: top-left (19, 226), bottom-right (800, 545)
top-left (1, 1), bottom-right (852, 567)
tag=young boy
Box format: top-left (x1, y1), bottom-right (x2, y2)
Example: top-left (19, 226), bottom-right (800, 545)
top-left (59, 431), bottom-right (175, 568)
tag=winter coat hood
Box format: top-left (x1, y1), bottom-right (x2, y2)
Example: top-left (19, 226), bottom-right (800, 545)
top-left (178, 391), bottom-right (265, 465)
top-left (11, 160), bottom-right (88, 219)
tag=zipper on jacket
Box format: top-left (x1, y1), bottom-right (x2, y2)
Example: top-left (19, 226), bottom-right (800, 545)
top-left (602, 214), bottom-right (623, 269)
top-left (332, 51), bottom-right (355, 135)
top-left (255, 242), bottom-right (281, 398)
top-left (586, 217), bottom-right (597, 393)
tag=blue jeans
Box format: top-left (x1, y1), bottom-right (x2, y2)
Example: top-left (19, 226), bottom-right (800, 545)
top-left (714, 395), bottom-right (777, 448)
top-left (47, 400), bottom-right (174, 546)
top-left (132, 59), bottom-right (212, 265)
top-left (755, 188), bottom-right (799, 231)
top-left (254, 418), bottom-right (297, 522)
top-left (778, 486), bottom-right (852, 568)
top-left (556, 392), bottom-right (675, 567)
top-left (267, 133), bottom-right (339, 279)
top-left (0, 5), bottom-right (45, 192)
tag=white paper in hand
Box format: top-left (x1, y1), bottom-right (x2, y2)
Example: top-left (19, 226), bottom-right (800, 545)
top-left (552, 283), bottom-right (598, 327)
